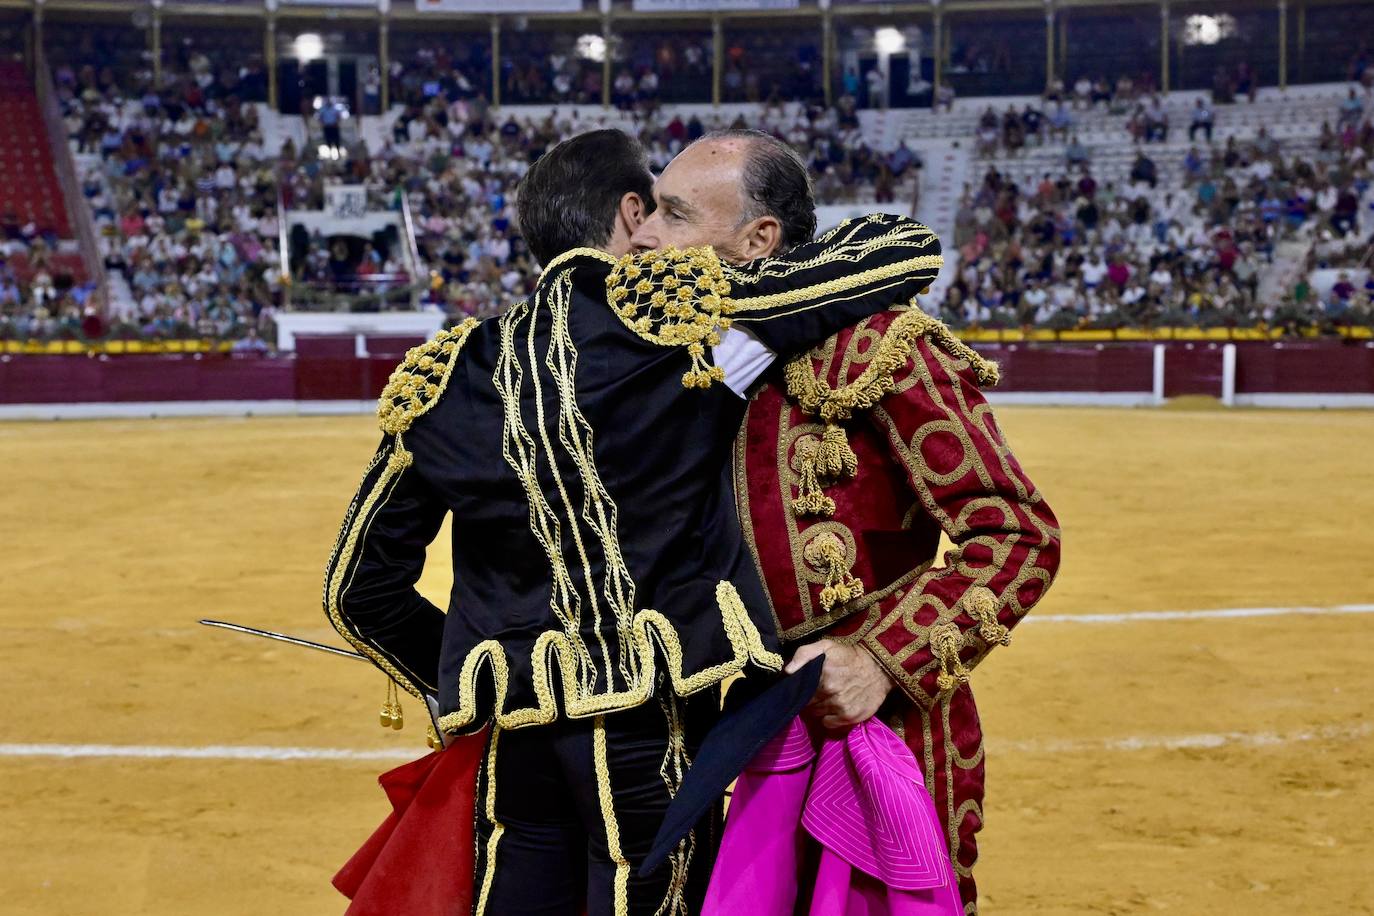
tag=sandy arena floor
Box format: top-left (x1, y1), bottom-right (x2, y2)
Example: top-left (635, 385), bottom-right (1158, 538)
top-left (2, 406), bottom-right (1371, 915)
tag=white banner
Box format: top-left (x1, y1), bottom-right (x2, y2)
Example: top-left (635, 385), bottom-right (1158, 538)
top-left (632, 0), bottom-right (797, 9)
top-left (281, 0), bottom-right (379, 6)
top-left (416, 0), bottom-right (583, 11)
top-left (324, 184), bottom-right (370, 221)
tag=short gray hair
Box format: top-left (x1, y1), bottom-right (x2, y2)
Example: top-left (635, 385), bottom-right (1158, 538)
top-left (700, 129), bottom-right (816, 252)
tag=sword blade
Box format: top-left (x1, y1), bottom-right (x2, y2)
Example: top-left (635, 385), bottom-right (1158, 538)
top-left (198, 619), bottom-right (367, 661)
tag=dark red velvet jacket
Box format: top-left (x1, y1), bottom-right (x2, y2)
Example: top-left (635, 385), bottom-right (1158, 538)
top-left (734, 307), bottom-right (1063, 913)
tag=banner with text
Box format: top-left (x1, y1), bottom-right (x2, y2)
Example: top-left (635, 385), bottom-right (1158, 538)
top-left (415, 0), bottom-right (583, 11)
top-left (631, 0), bottom-right (797, 10)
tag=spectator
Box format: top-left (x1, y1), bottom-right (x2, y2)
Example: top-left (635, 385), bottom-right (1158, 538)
top-left (1130, 150), bottom-right (1158, 189)
top-left (1048, 102), bottom-right (1073, 142)
top-left (934, 81), bottom-right (955, 113)
top-left (1065, 134), bottom-right (1091, 170)
top-left (1189, 99), bottom-right (1214, 143)
top-left (1021, 103), bottom-right (1045, 145)
top-left (318, 100), bottom-right (342, 153)
top-left (1143, 95), bottom-right (1169, 142)
top-left (1338, 88), bottom-right (1365, 129)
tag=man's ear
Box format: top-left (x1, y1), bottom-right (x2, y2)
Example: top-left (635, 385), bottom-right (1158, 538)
top-left (738, 215), bottom-right (783, 261)
top-left (618, 192), bottom-right (648, 232)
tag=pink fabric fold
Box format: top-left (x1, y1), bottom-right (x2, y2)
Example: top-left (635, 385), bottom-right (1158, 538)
top-left (702, 717), bottom-right (962, 916)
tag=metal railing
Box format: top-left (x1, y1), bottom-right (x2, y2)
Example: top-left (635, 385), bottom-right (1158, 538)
top-left (398, 186), bottom-right (425, 309)
top-left (32, 47), bottom-right (108, 313)
top-left (276, 183), bottom-right (292, 310)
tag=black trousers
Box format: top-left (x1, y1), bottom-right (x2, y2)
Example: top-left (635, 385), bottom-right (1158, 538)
top-left (471, 690), bottom-right (721, 916)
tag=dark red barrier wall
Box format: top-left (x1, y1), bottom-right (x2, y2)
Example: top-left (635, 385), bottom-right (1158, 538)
top-left (2, 340), bottom-right (1372, 405)
top-left (971, 344), bottom-right (1155, 392)
top-left (0, 354), bottom-right (295, 403)
top-left (1234, 342), bottom-right (1374, 394)
top-left (1162, 344), bottom-right (1225, 398)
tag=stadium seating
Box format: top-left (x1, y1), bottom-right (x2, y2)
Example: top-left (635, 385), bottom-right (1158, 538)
top-left (0, 62), bottom-right (71, 238)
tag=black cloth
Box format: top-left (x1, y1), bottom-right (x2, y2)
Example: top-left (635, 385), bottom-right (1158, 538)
top-left (324, 215), bottom-right (943, 736)
top-left (643, 655), bottom-right (824, 874)
top-left (473, 688), bottom-right (721, 916)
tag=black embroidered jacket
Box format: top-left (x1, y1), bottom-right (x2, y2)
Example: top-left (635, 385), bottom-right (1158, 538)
top-left (323, 214), bottom-right (942, 734)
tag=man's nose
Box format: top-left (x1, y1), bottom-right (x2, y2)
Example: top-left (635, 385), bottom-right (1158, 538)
top-left (630, 216), bottom-right (659, 252)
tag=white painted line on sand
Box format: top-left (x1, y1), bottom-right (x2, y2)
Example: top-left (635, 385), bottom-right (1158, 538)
top-left (0, 743), bottom-right (418, 762)
top-left (2, 723), bottom-right (1369, 763)
top-left (1024, 603), bottom-right (1374, 624)
top-left (994, 722), bottom-right (1372, 755)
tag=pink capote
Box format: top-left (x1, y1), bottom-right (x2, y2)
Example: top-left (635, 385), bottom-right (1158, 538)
top-left (702, 717), bottom-right (963, 916)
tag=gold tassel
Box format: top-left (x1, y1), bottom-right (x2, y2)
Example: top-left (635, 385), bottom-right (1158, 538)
top-left (964, 586), bottom-right (1011, 647)
top-left (931, 623), bottom-right (970, 692)
top-left (426, 725), bottom-right (440, 750)
top-left (804, 533), bottom-right (866, 611)
top-left (791, 440), bottom-right (836, 517)
top-left (379, 679), bottom-right (404, 730)
top-left (813, 423), bottom-right (858, 480)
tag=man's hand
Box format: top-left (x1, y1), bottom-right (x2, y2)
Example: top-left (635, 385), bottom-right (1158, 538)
top-left (785, 638), bottom-right (896, 730)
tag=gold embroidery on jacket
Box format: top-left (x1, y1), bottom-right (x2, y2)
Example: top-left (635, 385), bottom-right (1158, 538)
top-left (324, 435), bottom-right (433, 699)
top-left (377, 318), bottom-right (480, 435)
top-left (473, 727), bottom-right (504, 916)
top-left (721, 216), bottom-right (938, 287)
top-left (733, 407), bottom-right (783, 635)
top-left (802, 528), bottom-right (866, 612)
top-left (605, 245), bottom-right (736, 388)
top-left (593, 716), bottom-right (631, 916)
top-left (656, 691), bottom-right (694, 916)
top-left (447, 264), bottom-right (781, 735)
top-left (435, 581), bottom-right (781, 734)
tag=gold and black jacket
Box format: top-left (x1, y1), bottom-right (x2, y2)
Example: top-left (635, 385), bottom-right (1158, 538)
top-left (322, 214), bottom-right (943, 735)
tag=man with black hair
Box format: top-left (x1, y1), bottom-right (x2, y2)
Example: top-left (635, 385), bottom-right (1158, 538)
top-left (324, 127), bottom-right (943, 914)
top-left (632, 128), bottom-right (1061, 913)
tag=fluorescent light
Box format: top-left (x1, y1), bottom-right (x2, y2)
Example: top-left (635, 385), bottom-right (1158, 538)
top-left (875, 27), bottom-right (905, 55)
top-left (294, 33), bottom-right (324, 63)
top-left (576, 34), bottom-right (606, 64)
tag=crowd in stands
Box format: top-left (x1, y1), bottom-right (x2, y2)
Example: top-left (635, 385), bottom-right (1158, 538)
top-left (339, 77), bottom-right (919, 320)
top-left (1, 46), bottom-right (279, 344)
top-left (943, 99), bottom-right (1374, 331)
top-left (5, 34), bottom-right (1373, 346)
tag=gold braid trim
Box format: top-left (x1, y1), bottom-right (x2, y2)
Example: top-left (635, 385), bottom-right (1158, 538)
top-left (436, 581), bottom-right (782, 734)
top-left (593, 716), bottom-right (631, 916)
top-left (605, 245), bottom-right (736, 389)
top-left (377, 318), bottom-right (480, 435)
top-left (323, 438), bottom-right (429, 700)
top-left (783, 306), bottom-right (999, 519)
top-left (931, 622), bottom-right (971, 693)
top-left (785, 306), bottom-right (999, 423)
top-left (727, 253), bottom-right (944, 313)
top-left (803, 531), bottom-right (866, 612)
top-left (963, 585), bottom-right (1011, 647)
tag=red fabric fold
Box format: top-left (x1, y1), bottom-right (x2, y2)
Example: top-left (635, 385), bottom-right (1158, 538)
top-left (333, 732), bottom-right (487, 916)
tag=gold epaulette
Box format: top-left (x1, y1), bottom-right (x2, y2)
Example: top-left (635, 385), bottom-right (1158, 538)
top-left (605, 245), bottom-right (735, 388)
top-left (377, 318), bottom-right (480, 435)
top-left (784, 306), bottom-right (999, 519)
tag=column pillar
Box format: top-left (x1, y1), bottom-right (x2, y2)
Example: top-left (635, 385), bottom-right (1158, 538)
top-left (1160, 0), bottom-right (1170, 94)
top-left (1296, 0), bottom-right (1306, 83)
top-left (932, 9), bottom-right (942, 107)
top-left (1044, 3), bottom-right (1055, 93)
top-left (1277, 0), bottom-right (1288, 90)
top-left (151, 2), bottom-right (163, 88)
top-left (1058, 8), bottom-right (1067, 77)
top-left (266, 10), bottom-right (278, 111)
top-left (601, 14), bottom-right (612, 109)
top-left (379, 8), bottom-right (390, 112)
top-left (712, 15), bottom-right (722, 107)
top-left (490, 17), bottom-right (500, 108)
top-left (822, 8), bottom-right (833, 107)
top-left (31, 0), bottom-right (44, 75)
